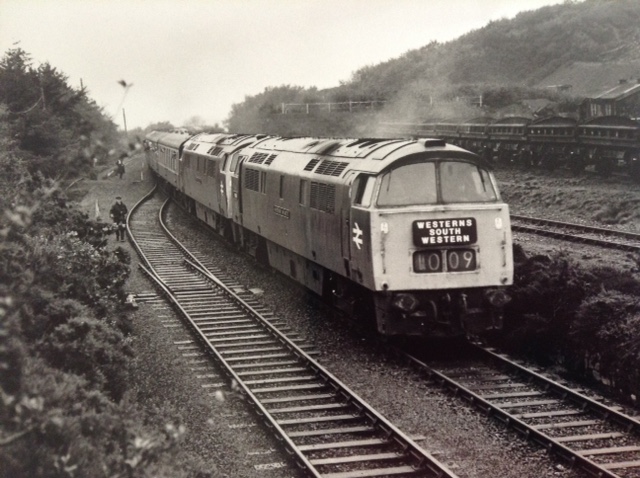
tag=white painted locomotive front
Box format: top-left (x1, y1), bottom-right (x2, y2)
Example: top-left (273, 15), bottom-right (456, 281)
top-left (368, 205), bottom-right (513, 291)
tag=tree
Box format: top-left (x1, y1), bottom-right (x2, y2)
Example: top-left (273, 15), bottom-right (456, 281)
top-left (0, 47), bottom-right (121, 179)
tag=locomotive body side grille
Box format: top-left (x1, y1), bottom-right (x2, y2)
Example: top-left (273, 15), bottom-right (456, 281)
top-left (244, 168), bottom-right (260, 191)
top-left (309, 182), bottom-right (335, 213)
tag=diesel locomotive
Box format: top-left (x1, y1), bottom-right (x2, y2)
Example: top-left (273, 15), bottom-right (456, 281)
top-left (145, 131), bottom-right (514, 338)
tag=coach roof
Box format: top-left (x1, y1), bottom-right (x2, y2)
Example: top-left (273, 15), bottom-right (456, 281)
top-left (153, 131), bottom-right (193, 149)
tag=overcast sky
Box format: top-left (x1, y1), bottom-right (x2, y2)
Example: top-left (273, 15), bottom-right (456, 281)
top-left (1, 0), bottom-right (564, 130)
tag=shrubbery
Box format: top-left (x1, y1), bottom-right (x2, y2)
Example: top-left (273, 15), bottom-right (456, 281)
top-left (0, 167), bottom-right (187, 478)
top-left (501, 244), bottom-right (640, 400)
top-left (0, 48), bottom-right (186, 477)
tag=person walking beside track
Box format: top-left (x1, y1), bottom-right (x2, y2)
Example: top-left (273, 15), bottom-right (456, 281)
top-left (116, 158), bottom-right (125, 179)
top-left (109, 196), bottom-right (128, 242)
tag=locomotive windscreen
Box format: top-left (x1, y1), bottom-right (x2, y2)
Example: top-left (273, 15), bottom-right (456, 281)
top-left (378, 162), bottom-right (437, 206)
top-left (440, 161), bottom-right (497, 203)
top-left (377, 160), bottom-right (497, 206)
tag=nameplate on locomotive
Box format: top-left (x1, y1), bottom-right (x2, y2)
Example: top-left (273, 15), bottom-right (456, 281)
top-left (273, 205), bottom-right (291, 219)
top-left (412, 218), bottom-right (477, 247)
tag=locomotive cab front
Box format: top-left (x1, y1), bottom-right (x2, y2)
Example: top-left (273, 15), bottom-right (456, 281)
top-left (346, 147), bottom-right (513, 337)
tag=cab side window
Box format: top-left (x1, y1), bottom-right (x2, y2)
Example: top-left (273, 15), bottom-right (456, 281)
top-left (353, 175), bottom-right (375, 207)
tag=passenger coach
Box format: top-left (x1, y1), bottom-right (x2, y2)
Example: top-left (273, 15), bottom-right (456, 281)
top-left (144, 130), bottom-right (192, 189)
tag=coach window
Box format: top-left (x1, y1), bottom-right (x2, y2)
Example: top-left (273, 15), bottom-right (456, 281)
top-left (353, 174), bottom-right (375, 207)
top-left (221, 154), bottom-right (228, 171)
top-left (440, 161), bottom-right (497, 203)
top-left (377, 162), bottom-right (437, 206)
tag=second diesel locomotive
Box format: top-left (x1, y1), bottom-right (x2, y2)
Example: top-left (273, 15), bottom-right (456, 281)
top-left (145, 131), bottom-right (513, 338)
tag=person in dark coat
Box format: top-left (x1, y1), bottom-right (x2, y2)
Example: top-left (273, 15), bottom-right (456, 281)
top-left (109, 196), bottom-right (128, 241)
top-left (116, 158), bottom-right (125, 179)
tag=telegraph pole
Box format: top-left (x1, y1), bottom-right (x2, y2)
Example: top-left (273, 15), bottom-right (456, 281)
top-left (122, 108), bottom-right (128, 136)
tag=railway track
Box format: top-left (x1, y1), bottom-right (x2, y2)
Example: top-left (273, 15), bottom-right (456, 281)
top-left (127, 186), bottom-right (457, 478)
top-left (511, 214), bottom-right (640, 252)
top-left (398, 343), bottom-right (640, 478)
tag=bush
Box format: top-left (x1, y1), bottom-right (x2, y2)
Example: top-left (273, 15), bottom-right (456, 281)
top-left (0, 47), bottom-right (189, 478)
top-left (20, 234), bottom-right (130, 318)
top-left (500, 244), bottom-right (640, 399)
top-left (571, 291), bottom-right (640, 390)
top-left (40, 315), bottom-right (134, 401)
top-left (502, 251), bottom-right (593, 358)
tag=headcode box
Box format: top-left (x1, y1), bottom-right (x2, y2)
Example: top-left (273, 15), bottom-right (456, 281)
top-left (412, 218), bottom-right (477, 247)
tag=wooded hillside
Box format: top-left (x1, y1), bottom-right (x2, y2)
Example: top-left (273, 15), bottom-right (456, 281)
top-left (226, 0), bottom-right (640, 135)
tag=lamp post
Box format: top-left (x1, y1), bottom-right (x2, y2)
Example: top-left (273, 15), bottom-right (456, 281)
top-left (117, 79), bottom-right (133, 135)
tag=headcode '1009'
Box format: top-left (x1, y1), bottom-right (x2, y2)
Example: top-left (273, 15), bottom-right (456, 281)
top-left (413, 248), bottom-right (477, 273)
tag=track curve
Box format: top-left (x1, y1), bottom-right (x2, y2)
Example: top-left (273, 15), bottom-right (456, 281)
top-left (126, 186), bottom-right (458, 478)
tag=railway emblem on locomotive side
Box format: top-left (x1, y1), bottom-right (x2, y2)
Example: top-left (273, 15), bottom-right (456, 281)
top-left (412, 217), bottom-right (477, 247)
top-left (352, 222), bottom-right (363, 250)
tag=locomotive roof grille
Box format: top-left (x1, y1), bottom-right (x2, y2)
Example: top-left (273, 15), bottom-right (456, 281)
top-left (248, 152), bottom-right (269, 164)
top-left (303, 158), bottom-right (321, 171)
top-left (246, 152), bottom-right (278, 165)
top-left (315, 159), bottom-right (349, 177)
top-left (207, 146), bottom-right (223, 156)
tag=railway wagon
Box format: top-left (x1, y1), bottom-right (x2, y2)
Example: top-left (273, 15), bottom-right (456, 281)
top-left (147, 131), bottom-right (514, 338)
top-left (577, 116), bottom-right (640, 177)
top-left (381, 115), bottom-right (640, 180)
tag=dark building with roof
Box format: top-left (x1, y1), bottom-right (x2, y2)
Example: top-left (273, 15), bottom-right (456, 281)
top-left (581, 79), bottom-right (640, 119)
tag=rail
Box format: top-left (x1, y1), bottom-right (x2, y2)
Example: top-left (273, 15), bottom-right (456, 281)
top-left (127, 188), bottom-right (458, 478)
top-left (396, 343), bottom-right (640, 478)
